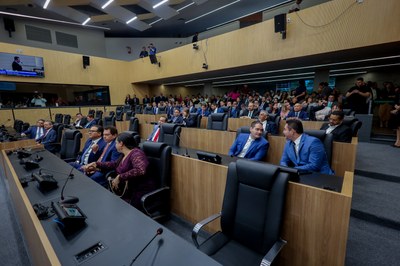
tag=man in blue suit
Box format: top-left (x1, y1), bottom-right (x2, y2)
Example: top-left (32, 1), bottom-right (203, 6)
top-left (147, 116), bottom-right (167, 141)
top-left (197, 104), bottom-right (210, 117)
top-left (84, 114), bottom-right (96, 128)
top-left (70, 125), bottom-right (106, 171)
top-left (38, 120), bottom-right (58, 153)
top-left (82, 126), bottom-right (120, 186)
top-left (286, 103), bottom-right (309, 120)
top-left (210, 103), bottom-right (224, 114)
top-left (21, 119), bottom-right (45, 140)
top-left (280, 119), bottom-right (334, 174)
top-left (170, 109), bottom-right (183, 124)
top-left (228, 121), bottom-right (269, 161)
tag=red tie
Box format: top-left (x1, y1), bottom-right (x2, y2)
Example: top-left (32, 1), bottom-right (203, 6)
top-left (152, 128), bottom-right (160, 142)
top-left (97, 143), bottom-right (110, 162)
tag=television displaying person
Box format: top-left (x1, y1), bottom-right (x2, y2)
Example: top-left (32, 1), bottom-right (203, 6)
top-left (12, 56), bottom-right (22, 71)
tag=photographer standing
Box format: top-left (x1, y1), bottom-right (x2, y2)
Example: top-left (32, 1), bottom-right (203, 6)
top-left (31, 93), bottom-right (47, 107)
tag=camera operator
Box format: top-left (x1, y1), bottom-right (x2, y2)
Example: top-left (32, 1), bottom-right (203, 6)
top-left (31, 93), bottom-right (47, 107)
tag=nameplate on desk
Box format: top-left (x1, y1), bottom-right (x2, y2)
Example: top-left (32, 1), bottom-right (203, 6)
top-left (196, 151), bottom-right (222, 164)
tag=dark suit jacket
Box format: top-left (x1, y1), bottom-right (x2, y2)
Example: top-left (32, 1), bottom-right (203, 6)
top-left (197, 109), bottom-right (210, 117)
top-left (23, 126), bottom-right (43, 139)
top-left (189, 106), bottom-right (197, 113)
top-left (84, 120), bottom-right (96, 128)
top-left (100, 140), bottom-right (121, 162)
top-left (40, 128), bottom-right (58, 153)
top-left (182, 116), bottom-right (195, 127)
top-left (79, 138), bottom-right (106, 164)
top-left (320, 123), bottom-right (352, 143)
top-left (286, 110), bottom-right (309, 120)
top-left (241, 109), bottom-right (259, 119)
top-left (229, 108), bottom-right (239, 118)
top-left (280, 134), bottom-right (334, 175)
top-left (260, 120), bottom-right (278, 135)
top-left (147, 125), bottom-right (160, 141)
top-left (228, 133), bottom-right (269, 161)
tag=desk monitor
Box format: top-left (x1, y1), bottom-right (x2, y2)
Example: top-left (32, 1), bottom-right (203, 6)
top-left (196, 151), bottom-right (221, 164)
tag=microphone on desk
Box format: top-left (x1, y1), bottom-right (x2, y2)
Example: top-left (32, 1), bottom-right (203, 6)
top-left (129, 228), bottom-right (163, 266)
top-left (174, 131), bottom-right (190, 157)
top-left (59, 166), bottom-right (79, 204)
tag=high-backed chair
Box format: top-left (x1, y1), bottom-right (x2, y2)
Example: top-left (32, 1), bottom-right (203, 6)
top-left (63, 114), bottom-right (71, 125)
top-left (123, 105), bottom-right (131, 113)
top-left (158, 106), bottom-right (167, 114)
top-left (95, 110), bottom-right (103, 120)
top-left (79, 116), bottom-right (88, 128)
top-left (236, 126), bottom-right (268, 140)
top-left (108, 111), bottom-right (115, 117)
top-left (189, 113), bottom-right (201, 128)
top-left (52, 123), bottom-right (64, 152)
top-left (342, 117), bottom-right (362, 137)
top-left (135, 105), bottom-right (142, 114)
top-left (220, 106), bottom-right (230, 114)
top-left (207, 113), bottom-right (228, 131)
top-left (102, 116), bottom-right (116, 127)
top-left (13, 119), bottom-right (24, 133)
top-left (59, 129), bottom-right (82, 161)
top-left (143, 106), bottom-right (154, 114)
top-left (88, 109), bottom-right (95, 116)
top-left (22, 122), bottom-right (30, 132)
top-left (129, 117), bottom-right (139, 133)
top-left (125, 111), bottom-right (134, 121)
top-left (54, 113), bottom-right (63, 124)
top-left (124, 130), bottom-right (141, 146)
top-left (192, 160), bottom-right (289, 266)
top-left (115, 110), bottom-right (124, 121)
top-left (304, 129), bottom-right (334, 165)
top-left (140, 142), bottom-right (172, 221)
top-left (158, 123), bottom-right (181, 147)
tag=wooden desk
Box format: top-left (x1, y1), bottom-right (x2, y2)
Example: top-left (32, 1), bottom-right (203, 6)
top-left (0, 139), bottom-right (38, 150)
top-left (171, 154), bottom-right (353, 266)
top-left (278, 120), bottom-right (325, 135)
top-left (227, 117), bottom-right (256, 131)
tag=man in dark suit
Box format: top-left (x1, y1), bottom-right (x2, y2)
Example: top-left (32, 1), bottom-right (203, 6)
top-left (82, 126), bottom-right (120, 186)
top-left (240, 102), bottom-right (259, 119)
top-left (210, 103), bottom-right (224, 114)
top-left (228, 121), bottom-right (269, 161)
top-left (84, 114), bottom-right (96, 128)
top-left (21, 119), bottom-right (45, 140)
top-left (181, 108), bottom-right (195, 127)
top-left (280, 119), bottom-right (334, 174)
top-left (170, 109), bottom-right (183, 124)
top-left (320, 111), bottom-right (352, 143)
top-left (147, 116), bottom-right (167, 141)
top-left (258, 110), bottom-right (278, 135)
top-left (38, 120), bottom-right (58, 153)
top-left (197, 104), bottom-right (210, 117)
top-left (70, 125), bottom-right (106, 171)
top-left (286, 103), bottom-right (309, 120)
top-left (229, 101), bottom-right (239, 118)
top-left (73, 113), bottom-right (87, 128)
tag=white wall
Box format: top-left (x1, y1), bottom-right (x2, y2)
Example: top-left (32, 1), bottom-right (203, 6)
top-left (0, 17), bottom-right (107, 57)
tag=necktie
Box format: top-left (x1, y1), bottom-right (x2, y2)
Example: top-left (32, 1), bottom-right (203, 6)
top-left (248, 111), bottom-right (252, 118)
top-left (36, 127), bottom-right (43, 140)
top-left (292, 141), bottom-right (298, 159)
top-left (152, 128), bottom-right (160, 142)
top-left (97, 143), bottom-right (110, 162)
top-left (295, 112), bottom-right (299, 117)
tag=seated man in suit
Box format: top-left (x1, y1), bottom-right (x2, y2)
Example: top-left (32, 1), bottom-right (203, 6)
top-left (82, 126), bottom-right (121, 186)
top-left (147, 116), bottom-right (167, 141)
top-left (229, 101), bottom-right (239, 118)
top-left (210, 103), bottom-right (223, 114)
top-left (70, 125), bottom-right (106, 171)
top-left (38, 120), bottom-right (58, 153)
top-left (286, 103), bottom-right (309, 120)
top-left (197, 104), bottom-right (210, 117)
top-left (181, 108), bottom-right (196, 127)
top-left (280, 119), bottom-right (334, 174)
top-left (240, 102), bottom-right (259, 119)
top-left (228, 121), bottom-right (269, 161)
top-left (21, 119), bottom-right (45, 141)
top-left (258, 110), bottom-right (278, 135)
top-left (84, 114), bottom-right (96, 128)
top-left (170, 109), bottom-right (183, 124)
top-left (320, 111), bottom-right (352, 143)
top-left (73, 113), bottom-right (86, 128)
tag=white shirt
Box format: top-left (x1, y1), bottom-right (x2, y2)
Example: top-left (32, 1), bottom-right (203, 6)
top-left (35, 127), bottom-right (43, 140)
top-left (326, 124), bottom-right (339, 135)
top-left (293, 134), bottom-right (303, 158)
top-left (261, 120), bottom-right (268, 132)
top-left (83, 138), bottom-right (101, 165)
top-left (238, 136), bottom-right (254, 158)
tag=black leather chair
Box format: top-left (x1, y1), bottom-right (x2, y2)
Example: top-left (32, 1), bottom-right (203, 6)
top-left (124, 130), bottom-right (141, 146)
top-left (343, 109), bottom-right (356, 116)
top-left (59, 129), bottom-right (82, 162)
top-left (236, 126), bottom-right (268, 140)
top-left (129, 117), bottom-right (139, 132)
top-left (108, 111), bottom-right (115, 117)
top-left (192, 160), bottom-right (289, 266)
top-left (13, 119), bottom-right (24, 133)
top-left (123, 105), bottom-right (131, 113)
top-left (342, 117), bottom-right (362, 137)
top-left (95, 110), bottom-right (103, 120)
top-left (63, 114), bottom-right (71, 125)
top-left (52, 123), bottom-right (64, 152)
top-left (304, 129), bottom-right (334, 165)
top-left (115, 110), bottom-right (124, 121)
top-left (22, 122), bottom-right (30, 132)
top-left (102, 116), bottom-right (116, 127)
top-left (54, 113), bottom-right (63, 124)
top-left (189, 113), bottom-right (201, 128)
top-left (125, 111), bottom-right (134, 121)
top-left (207, 113), bottom-right (228, 131)
top-left (135, 105), bottom-right (142, 114)
top-left (220, 106), bottom-right (230, 114)
top-left (140, 142), bottom-right (172, 221)
top-left (143, 106), bottom-right (154, 115)
top-left (88, 109), bottom-right (95, 116)
top-left (158, 123), bottom-right (181, 147)
top-left (79, 116), bottom-right (88, 128)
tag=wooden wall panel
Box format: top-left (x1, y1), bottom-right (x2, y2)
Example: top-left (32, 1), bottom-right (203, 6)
top-left (227, 118), bottom-right (256, 131)
top-left (0, 109), bottom-right (14, 127)
top-left (13, 108), bottom-right (51, 125)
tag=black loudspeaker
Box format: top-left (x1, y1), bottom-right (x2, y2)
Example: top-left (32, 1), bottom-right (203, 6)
top-left (274, 13), bottom-right (286, 33)
top-left (4, 18), bottom-right (15, 32)
top-left (83, 56), bottom-right (90, 69)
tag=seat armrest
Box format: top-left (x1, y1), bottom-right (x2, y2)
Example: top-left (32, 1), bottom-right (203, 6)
top-left (141, 187), bottom-right (170, 219)
top-left (63, 158), bottom-right (77, 163)
top-left (105, 170), bottom-right (117, 180)
top-left (192, 213), bottom-right (221, 248)
top-left (260, 238), bottom-right (287, 266)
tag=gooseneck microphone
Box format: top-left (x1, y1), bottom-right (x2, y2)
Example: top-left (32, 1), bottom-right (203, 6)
top-left (129, 228), bottom-right (163, 265)
top-left (174, 132), bottom-right (190, 157)
top-left (60, 167), bottom-right (79, 204)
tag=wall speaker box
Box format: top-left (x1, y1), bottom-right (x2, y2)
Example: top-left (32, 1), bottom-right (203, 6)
top-left (4, 18), bottom-right (15, 32)
top-left (82, 56), bottom-right (90, 68)
top-left (274, 13), bottom-right (286, 33)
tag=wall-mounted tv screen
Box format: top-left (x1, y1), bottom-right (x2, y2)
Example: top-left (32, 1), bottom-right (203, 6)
top-left (0, 52), bottom-right (44, 78)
